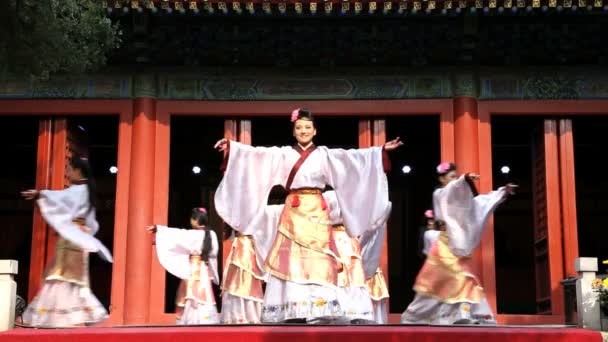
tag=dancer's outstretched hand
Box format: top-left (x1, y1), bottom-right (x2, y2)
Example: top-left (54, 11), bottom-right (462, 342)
top-left (214, 138), bottom-right (228, 152)
top-left (384, 137), bottom-right (404, 151)
top-left (467, 173), bottom-right (480, 181)
top-left (21, 189), bottom-right (39, 200)
top-left (505, 183), bottom-right (519, 195)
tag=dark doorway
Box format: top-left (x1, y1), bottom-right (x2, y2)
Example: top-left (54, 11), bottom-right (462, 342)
top-left (0, 117), bottom-right (38, 300)
top-left (385, 116), bottom-right (440, 314)
top-left (573, 116), bottom-right (608, 273)
top-left (166, 117), bottom-right (225, 313)
top-left (491, 116), bottom-right (539, 314)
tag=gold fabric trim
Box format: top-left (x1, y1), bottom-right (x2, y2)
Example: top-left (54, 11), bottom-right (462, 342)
top-left (290, 188), bottom-right (322, 194)
top-left (366, 268), bottom-right (389, 300)
top-left (413, 232), bottom-right (484, 304)
top-left (222, 236), bottom-right (264, 301)
top-left (332, 226), bottom-right (366, 288)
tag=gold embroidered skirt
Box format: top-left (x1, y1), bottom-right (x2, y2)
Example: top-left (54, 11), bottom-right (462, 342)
top-left (176, 255), bottom-right (219, 324)
top-left (413, 232), bottom-right (484, 304)
top-left (222, 235), bottom-right (264, 302)
top-left (265, 190), bottom-right (341, 287)
top-left (331, 225), bottom-right (366, 288)
top-left (22, 220), bottom-right (108, 327)
top-left (366, 268), bottom-right (389, 301)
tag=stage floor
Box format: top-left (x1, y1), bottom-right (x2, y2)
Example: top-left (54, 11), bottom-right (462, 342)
top-left (1, 325), bottom-right (602, 342)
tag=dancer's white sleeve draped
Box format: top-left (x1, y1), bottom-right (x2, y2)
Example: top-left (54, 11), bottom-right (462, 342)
top-left (324, 146), bottom-right (392, 237)
top-left (433, 176), bottom-right (507, 256)
top-left (37, 185), bottom-right (112, 262)
top-left (155, 226), bottom-right (220, 284)
top-left (214, 141), bottom-right (291, 234)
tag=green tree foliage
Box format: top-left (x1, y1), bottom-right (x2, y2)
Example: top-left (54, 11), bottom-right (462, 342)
top-left (0, 0), bottom-right (121, 79)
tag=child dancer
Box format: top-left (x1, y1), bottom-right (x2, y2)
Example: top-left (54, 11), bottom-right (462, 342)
top-left (20, 154), bottom-right (112, 327)
top-left (149, 208), bottom-right (220, 324)
top-left (401, 162), bottom-right (516, 325)
top-left (420, 210), bottom-right (440, 257)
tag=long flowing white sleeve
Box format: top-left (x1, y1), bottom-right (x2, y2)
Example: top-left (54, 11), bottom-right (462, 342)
top-left (324, 188), bottom-right (390, 279)
top-left (37, 185), bottom-right (112, 262)
top-left (434, 176), bottom-right (507, 256)
top-left (324, 146), bottom-right (392, 237)
top-left (155, 226), bottom-right (206, 280)
top-left (359, 223), bottom-right (387, 279)
top-left (251, 204), bottom-right (284, 268)
top-left (214, 141), bottom-right (291, 234)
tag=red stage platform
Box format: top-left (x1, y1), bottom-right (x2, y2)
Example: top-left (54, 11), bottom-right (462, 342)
top-left (0, 325), bottom-right (602, 342)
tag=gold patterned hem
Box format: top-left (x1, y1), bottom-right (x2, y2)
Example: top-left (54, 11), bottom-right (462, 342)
top-left (229, 261), bottom-right (266, 281)
top-left (222, 291), bottom-right (264, 303)
top-left (278, 226), bottom-right (341, 261)
top-left (44, 275), bottom-right (89, 287)
top-left (424, 257), bottom-right (478, 279)
top-left (266, 232), bottom-right (341, 287)
top-left (266, 269), bottom-right (339, 289)
top-left (182, 296), bottom-right (217, 305)
top-left (413, 286), bottom-right (484, 305)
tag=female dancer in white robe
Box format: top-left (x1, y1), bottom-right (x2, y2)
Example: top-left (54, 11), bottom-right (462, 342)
top-left (149, 208), bottom-right (220, 324)
top-left (20, 155), bottom-right (112, 327)
top-left (401, 162), bottom-right (516, 325)
top-left (214, 108), bottom-right (400, 323)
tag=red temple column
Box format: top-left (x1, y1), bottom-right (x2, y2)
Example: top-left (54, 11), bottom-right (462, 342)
top-left (453, 96), bottom-right (483, 277)
top-left (123, 96), bottom-right (157, 324)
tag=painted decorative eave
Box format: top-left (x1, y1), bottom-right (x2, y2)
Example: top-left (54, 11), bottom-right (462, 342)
top-left (105, 0), bottom-right (608, 16)
top-left (2, 68), bottom-right (608, 100)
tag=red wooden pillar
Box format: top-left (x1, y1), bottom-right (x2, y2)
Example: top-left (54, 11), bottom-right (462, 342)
top-left (149, 104), bottom-right (170, 323)
top-left (28, 119), bottom-right (54, 300)
top-left (477, 107), bottom-right (497, 313)
top-left (43, 119), bottom-right (71, 264)
top-left (108, 108), bottom-right (135, 324)
top-left (453, 97), bottom-right (484, 276)
top-left (558, 119), bottom-right (579, 278)
top-left (123, 97), bottom-right (157, 324)
top-left (360, 119), bottom-right (390, 311)
top-left (542, 120), bottom-right (565, 316)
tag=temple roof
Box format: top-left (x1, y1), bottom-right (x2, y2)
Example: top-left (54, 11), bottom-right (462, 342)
top-left (106, 0), bottom-right (608, 16)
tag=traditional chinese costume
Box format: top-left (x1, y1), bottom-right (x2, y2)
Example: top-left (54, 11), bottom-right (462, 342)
top-left (401, 175), bottom-right (509, 325)
top-left (215, 141), bottom-right (391, 323)
top-left (155, 225), bottom-right (220, 324)
top-left (22, 184), bottom-right (112, 327)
